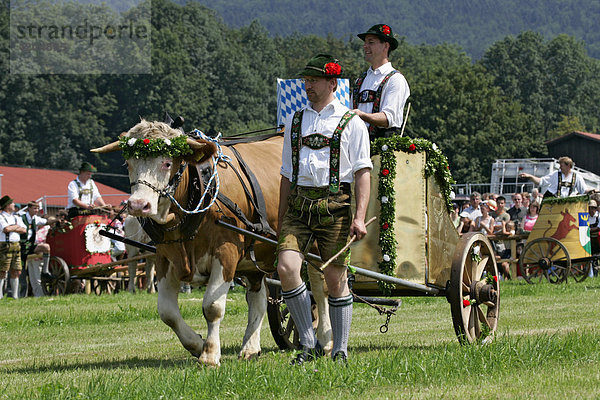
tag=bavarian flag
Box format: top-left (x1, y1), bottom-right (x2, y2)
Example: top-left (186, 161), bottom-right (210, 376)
top-left (579, 212), bottom-right (592, 255)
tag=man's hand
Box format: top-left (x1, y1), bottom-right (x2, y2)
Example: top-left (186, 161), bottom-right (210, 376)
top-left (349, 218), bottom-right (367, 241)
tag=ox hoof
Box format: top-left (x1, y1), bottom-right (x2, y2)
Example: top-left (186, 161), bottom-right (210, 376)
top-left (239, 350), bottom-right (261, 361)
top-left (197, 355), bottom-right (220, 367)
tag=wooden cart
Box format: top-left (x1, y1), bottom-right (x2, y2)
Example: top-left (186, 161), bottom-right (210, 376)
top-left (518, 195), bottom-right (596, 284)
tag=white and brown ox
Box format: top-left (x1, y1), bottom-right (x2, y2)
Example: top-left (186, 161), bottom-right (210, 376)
top-left (92, 120), bottom-right (331, 366)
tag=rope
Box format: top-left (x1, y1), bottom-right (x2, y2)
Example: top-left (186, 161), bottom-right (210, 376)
top-left (165, 130), bottom-right (231, 215)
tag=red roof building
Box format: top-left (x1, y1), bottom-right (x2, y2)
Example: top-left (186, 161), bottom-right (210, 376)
top-left (0, 165), bottom-right (129, 210)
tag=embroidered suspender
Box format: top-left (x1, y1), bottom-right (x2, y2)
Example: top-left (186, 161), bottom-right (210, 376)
top-left (353, 70), bottom-right (397, 135)
top-left (74, 179), bottom-right (94, 203)
top-left (290, 110), bottom-right (356, 193)
top-left (558, 172), bottom-right (576, 196)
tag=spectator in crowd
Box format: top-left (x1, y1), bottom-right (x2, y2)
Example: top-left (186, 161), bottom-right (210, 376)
top-left (530, 187), bottom-right (543, 205)
top-left (492, 196), bottom-right (510, 226)
top-left (520, 156), bottom-right (590, 198)
top-left (507, 193), bottom-right (527, 229)
top-left (470, 200), bottom-right (496, 235)
top-left (450, 203), bottom-right (461, 229)
top-left (462, 192), bottom-right (482, 220)
top-left (67, 162), bottom-right (106, 219)
top-left (522, 192), bottom-right (531, 208)
top-left (457, 211), bottom-right (472, 235)
top-left (352, 24), bottom-right (410, 140)
top-left (0, 196), bottom-right (26, 299)
top-left (19, 201), bottom-right (53, 298)
top-left (494, 220), bottom-right (516, 280)
top-left (481, 192), bottom-right (491, 201)
top-left (588, 199), bottom-right (599, 255)
top-left (522, 201), bottom-right (540, 232)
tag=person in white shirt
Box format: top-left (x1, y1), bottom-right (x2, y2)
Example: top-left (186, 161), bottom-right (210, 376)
top-left (277, 54), bottom-right (372, 365)
top-left (520, 156), bottom-right (590, 198)
top-left (0, 195), bottom-right (26, 299)
top-left (19, 201), bottom-right (53, 297)
top-left (352, 24), bottom-right (410, 140)
top-left (67, 162), bottom-right (106, 218)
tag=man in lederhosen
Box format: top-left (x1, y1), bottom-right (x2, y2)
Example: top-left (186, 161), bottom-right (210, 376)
top-left (67, 162), bottom-right (106, 218)
top-left (352, 24), bottom-right (411, 141)
top-left (0, 195), bottom-right (27, 299)
top-left (19, 201), bottom-right (53, 297)
top-left (277, 54), bottom-right (373, 364)
top-left (520, 156), bottom-right (590, 198)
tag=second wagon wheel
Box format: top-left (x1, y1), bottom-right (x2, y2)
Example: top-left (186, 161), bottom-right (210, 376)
top-left (449, 232), bottom-right (499, 344)
top-left (41, 256), bottom-right (70, 296)
top-left (518, 237), bottom-right (570, 284)
top-left (266, 280), bottom-right (318, 350)
top-left (569, 261), bottom-right (591, 283)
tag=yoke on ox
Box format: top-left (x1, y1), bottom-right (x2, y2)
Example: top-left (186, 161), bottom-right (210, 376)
top-left (92, 119), bottom-right (293, 366)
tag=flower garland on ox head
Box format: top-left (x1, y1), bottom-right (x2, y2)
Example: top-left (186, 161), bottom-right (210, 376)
top-left (119, 135), bottom-right (193, 159)
top-left (370, 136), bottom-right (455, 293)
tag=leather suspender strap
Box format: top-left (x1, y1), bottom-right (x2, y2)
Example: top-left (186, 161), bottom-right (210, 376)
top-left (353, 70), bottom-right (398, 136)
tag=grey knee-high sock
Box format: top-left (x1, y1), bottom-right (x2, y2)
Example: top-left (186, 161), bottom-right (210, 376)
top-left (329, 294), bottom-right (353, 357)
top-left (282, 283), bottom-right (316, 349)
top-left (42, 253), bottom-right (50, 274)
top-left (9, 278), bottom-right (19, 299)
top-left (0, 279), bottom-right (4, 299)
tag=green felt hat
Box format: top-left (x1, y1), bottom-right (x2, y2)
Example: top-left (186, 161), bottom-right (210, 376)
top-left (79, 162), bottom-right (97, 173)
top-left (0, 195), bottom-right (13, 210)
top-left (298, 54), bottom-right (343, 78)
top-left (357, 24), bottom-right (398, 51)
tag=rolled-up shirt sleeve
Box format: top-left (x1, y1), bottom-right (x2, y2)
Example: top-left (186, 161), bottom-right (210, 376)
top-left (380, 73), bottom-right (410, 129)
top-left (280, 114), bottom-right (293, 180)
top-left (347, 117), bottom-right (373, 174)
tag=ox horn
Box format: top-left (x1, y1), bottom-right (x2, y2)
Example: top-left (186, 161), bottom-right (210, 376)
top-left (90, 141), bottom-right (120, 153)
top-left (186, 137), bottom-right (211, 150)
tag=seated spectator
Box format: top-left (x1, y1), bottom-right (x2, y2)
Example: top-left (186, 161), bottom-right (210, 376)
top-left (522, 201), bottom-right (540, 232)
top-left (451, 203), bottom-right (460, 229)
top-left (589, 199), bottom-right (599, 255)
top-left (470, 200), bottom-right (496, 235)
top-left (462, 192), bottom-right (482, 220)
top-left (457, 211), bottom-right (472, 235)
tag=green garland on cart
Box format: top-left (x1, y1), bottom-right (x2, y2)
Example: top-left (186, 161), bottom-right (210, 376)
top-left (541, 194), bottom-right (589, 206)
top-left (370, 136), bottom-right (455, 293)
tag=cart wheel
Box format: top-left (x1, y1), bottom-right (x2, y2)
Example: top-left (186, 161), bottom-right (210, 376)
top-left (41, 256), bottom-right (70, 296)
top-left (449, 232), bottom-right (499, 345)
top-left (518, 238), bottom-right (570, 284)
top-left (266, 281), bottom-right (318, 350)
top-left (569, 261), bottom-right (591, 283)
top-left (91, 278), bottom-right (117, 295)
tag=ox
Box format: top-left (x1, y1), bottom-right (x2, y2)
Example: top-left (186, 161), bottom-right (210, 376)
top-left (92, 120), bottom-right (331, 366)
top-left (123, 216), bottom-right (156, 293)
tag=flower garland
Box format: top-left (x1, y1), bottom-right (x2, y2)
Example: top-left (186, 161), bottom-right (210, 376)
top-left (371, 136), bottom-right (455, 293)
top-left (119, 135), bottom-right (193, 159)
top-left (541, 194), bottom-right (589, 206)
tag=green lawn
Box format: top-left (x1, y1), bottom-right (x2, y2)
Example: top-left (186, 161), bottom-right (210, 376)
top-left (1, 279), bottom-right (600, 399)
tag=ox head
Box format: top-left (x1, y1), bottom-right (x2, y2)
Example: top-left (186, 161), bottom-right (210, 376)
top-left (91, 119), bottom-right (217, 223)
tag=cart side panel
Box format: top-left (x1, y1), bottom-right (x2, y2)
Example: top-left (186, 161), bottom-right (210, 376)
top-left (351, 151), bottom-right (427, 286)
top-left (426, 175), bottom-right (460, 287)
top-left (528, 200), bottom-right (591, 259)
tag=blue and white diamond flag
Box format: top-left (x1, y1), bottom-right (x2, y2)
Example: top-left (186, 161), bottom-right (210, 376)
top-left (276, 78), bottom-right (351, 127)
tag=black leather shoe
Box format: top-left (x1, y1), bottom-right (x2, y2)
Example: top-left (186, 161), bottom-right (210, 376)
top-left (290, 342), bottom-right (324, 365)
top-left (41, 272), bottom-right (57, 281)
top-left (332, 351), bottom-right (347, 364)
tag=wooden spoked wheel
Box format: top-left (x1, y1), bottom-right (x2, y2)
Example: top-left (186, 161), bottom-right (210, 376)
top-left (266, 281), bottom-right (318, 350)
top-left (91, 277), bottom-right (117, 295)
top-left (449, 233), bottom-right (499, 345)
top-left (518, 238), bottom-right (570, 284)
top-left (569, 261), bottom-right (591, 283)
top-left (41, 256), bottom-right (70, 296)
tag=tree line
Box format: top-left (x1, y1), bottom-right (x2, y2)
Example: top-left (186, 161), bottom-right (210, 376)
top-left (0, 0), bottom-right (599, 189)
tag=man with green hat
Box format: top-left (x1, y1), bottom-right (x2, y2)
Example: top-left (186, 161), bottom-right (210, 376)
top-left (277, 54), bottom-right (373, 364)
top-left (67, 161), bottom-right (106, 218)
top-left (352, 24), bottom-right (410, 140)
top-left (0, 195), bottom-right (27, 299)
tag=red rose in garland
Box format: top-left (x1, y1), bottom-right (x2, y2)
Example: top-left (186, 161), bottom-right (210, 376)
top-left (381, 168), bottom-right (390, 176)
top-left (143, 138), bottom-right (150, 145)
top-left (381, 25), bottom-right (391, 35)
top-left (408, 143), bottom-right (416, 152)
top-left (324, 62), bottom-right (341, 76)
top-left (382, 222), bottom-right (389, 230)
top-left (463, 299), bottom-right (471, 307)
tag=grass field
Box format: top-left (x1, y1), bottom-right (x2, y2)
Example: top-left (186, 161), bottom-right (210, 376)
top-left (1, 278), bottom-right (600, 399)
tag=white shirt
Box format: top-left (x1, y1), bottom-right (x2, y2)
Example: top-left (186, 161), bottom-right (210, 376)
top-left (463, 205), bottom-right (482, 220)
top-left (353, 62), bottom-right (410, 129)
top-left (22, 212), bottom-right (47, 240)
top-left (281, 98), bottom-right (373, 188)
top-left (0, 211), bottom-right (27, 243)
top-left (539, 170), bottom-right (587, 198)
top-left (67, 177), bottom-right (101, 208)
